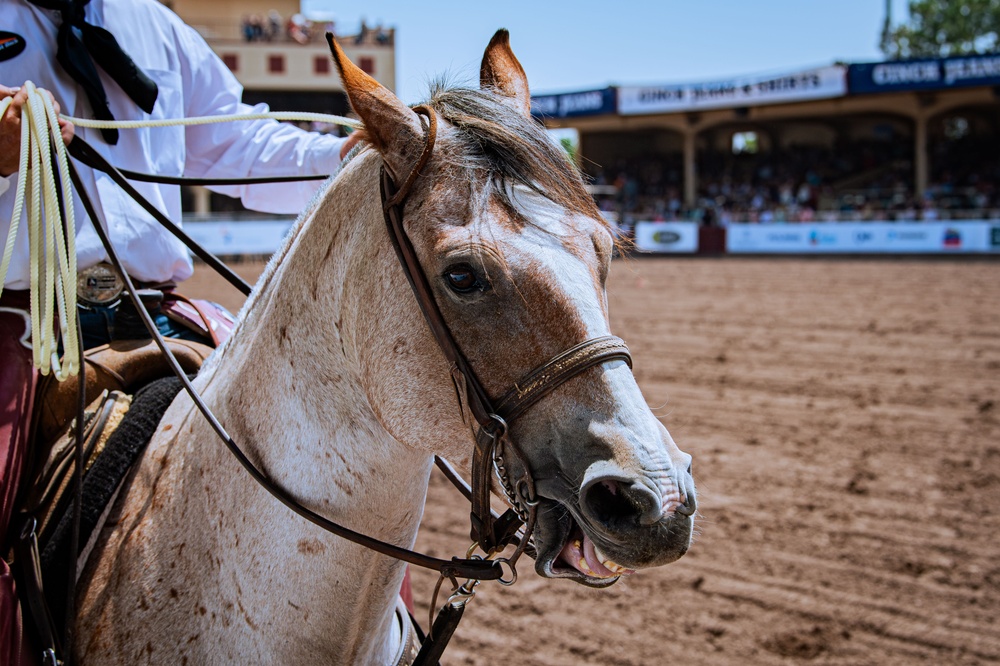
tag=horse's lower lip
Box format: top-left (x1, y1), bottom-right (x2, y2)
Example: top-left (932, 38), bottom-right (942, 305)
top-left (530, 498), bottom-right (635, 586)
top-left (551, 520), bottom-right (634, 580)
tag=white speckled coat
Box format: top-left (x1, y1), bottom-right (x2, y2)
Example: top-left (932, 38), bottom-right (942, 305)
top-left (75, 32), bottom-right (696, 665)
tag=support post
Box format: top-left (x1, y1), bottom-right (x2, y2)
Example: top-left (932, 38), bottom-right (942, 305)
top-left (192, 186), bottom-right (211, 215)
top-left (914, 114), bottom-right (929, 200)
top-left (683, 129), bottom-right (696, 207)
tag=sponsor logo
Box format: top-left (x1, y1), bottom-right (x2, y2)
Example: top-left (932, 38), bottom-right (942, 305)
top-left (637, 87), bottom-right (685, 104)
top-left (766, 232), bottom-right (802, 243)
top-left (808, 230), bottom-right (838, 245)
top-left (0, 32), bottom-right (26, 62)
top-left (942, 228), bottom-right (962, 248)
top-left (532, 90), bottom-right (610, 117)
top-left (944, 55), bottom-right (1000, 85)
top-left (872, 61), bottom-right (940, 86)
top-left (887, 230), bottom-right (929, 242)
top-left (754, 72), bottom-right (822, 94)
top-left (991, 226), bottom-right (1000, 247)
top-left (854, 231), bottom-right (874, 243)
top-left (690, 83), bottom-right (738, 103)
top-left (558, 91), bottom-right (606, 116)
top-left (652, 230), bottom-right (681, 245)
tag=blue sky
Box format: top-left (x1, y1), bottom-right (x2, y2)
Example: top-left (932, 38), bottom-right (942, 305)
top-left (302, 1), bottom-right (912, 103)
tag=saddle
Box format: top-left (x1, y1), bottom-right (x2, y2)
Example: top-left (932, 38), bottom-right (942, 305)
top-left (32, 337), bottom-right (213, 447)
top-left (12, 337), bottom-right (214, 660)
top-left (22, 338), bottom-right (213, 541)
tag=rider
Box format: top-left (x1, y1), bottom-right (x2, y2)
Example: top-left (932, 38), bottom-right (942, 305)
top-left (1, 1), bottom-right (361, 662)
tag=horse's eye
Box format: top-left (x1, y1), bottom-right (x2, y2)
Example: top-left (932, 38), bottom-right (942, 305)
top-left (443, 264), bottom-right (482, 294)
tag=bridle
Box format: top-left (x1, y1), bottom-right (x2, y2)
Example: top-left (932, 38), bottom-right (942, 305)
top-left (54, 105), bottom-right (633, 663)
top-left (380, 104), bottom-right (633, 567)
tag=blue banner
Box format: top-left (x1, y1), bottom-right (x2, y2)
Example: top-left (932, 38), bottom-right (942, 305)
top-left (531, 88), bottom-right (616, 118)
top-left (849, 53), bottom-right (1000, 94)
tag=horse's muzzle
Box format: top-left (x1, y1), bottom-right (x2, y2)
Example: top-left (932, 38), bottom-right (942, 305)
top-left (530, 465), bottom-right (696, 586)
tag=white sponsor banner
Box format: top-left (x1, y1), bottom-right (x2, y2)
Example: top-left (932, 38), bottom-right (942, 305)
top-left (726, 221), bottom-right (1000, 254)
top-left (184, 219), bottom-right (295, 255)
top-left (619, 65), bottom-right (846, 115)
top-left (634, 222), bottom-right (699, 253)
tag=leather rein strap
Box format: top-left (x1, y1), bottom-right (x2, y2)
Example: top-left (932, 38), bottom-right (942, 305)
top-left (61, 144), bottom-right (504, 583)
top-left (380, 105), bottom-right (633, 557)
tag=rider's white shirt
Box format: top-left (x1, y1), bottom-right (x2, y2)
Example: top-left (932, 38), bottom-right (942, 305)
top-left (0, 0), bottom-right (346, 289)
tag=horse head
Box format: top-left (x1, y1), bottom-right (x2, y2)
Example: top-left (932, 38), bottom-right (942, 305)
top-left (329, 30), bottom-right (695, 586)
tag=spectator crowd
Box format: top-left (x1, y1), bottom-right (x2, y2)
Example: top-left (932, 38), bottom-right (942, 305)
top-left (240, 12), bottom-right (393, 47)
top-left (590, 134), bottom-right (1000, 227)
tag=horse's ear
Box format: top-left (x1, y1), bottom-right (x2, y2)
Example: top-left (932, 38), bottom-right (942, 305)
top-left (480, 29), bottom-right (531, 117)
top-left (326, 33), bottom-right (424, 179)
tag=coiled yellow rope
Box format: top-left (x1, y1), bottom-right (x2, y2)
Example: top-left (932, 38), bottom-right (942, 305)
top-left (1, 82), bottom-right (360, 381)
top-left (0, 81), bottom-right (79, 380)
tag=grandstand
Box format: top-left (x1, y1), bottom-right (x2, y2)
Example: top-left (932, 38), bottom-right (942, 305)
top-left (166, 3), bottom-right (998, 256)
top-left (531, 53), bottom-right (1000, 243)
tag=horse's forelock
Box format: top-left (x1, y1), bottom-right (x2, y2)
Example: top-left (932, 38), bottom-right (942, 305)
top-left (425, 84), bottom-right (604, 231)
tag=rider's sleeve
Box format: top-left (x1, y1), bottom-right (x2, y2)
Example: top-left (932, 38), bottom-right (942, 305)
top-left (172, 16), bottom-right (346, 214)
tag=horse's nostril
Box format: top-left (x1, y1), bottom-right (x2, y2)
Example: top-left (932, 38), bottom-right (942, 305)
top-left (582, 478), bottom-right (661, 528)
top-left (676, 492), bottom-right (697, 517)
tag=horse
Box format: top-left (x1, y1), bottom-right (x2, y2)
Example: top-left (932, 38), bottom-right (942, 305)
top-left (72, 31), bottom-right (697, 664)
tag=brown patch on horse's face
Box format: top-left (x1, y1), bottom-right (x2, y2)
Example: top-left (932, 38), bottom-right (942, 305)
top-left (399, 149), bottom-right (602, 399)
top-left (393, 130), bottom-right (695, 584)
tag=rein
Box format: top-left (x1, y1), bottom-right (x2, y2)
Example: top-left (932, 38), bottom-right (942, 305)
top-left (61, 153), bottom-right (506, 576)
top-left (35, 104), bottom-right (632, 664)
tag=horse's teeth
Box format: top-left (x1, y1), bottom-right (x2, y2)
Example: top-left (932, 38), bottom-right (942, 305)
top-left (578, 558), bottom-right (593, 574)
top-left (593, 545), bottom-right (627, 573)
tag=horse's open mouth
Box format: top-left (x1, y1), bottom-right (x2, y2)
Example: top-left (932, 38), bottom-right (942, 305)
top-left (555, 522), bottom-right (635, 578)
top-left (534, 500), bottom-right (632, 587)
top-left (531, 492), bottom-right (693, 587)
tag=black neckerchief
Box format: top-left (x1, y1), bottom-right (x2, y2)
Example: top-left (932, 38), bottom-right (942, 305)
top-left (27, 0), bottom-right (158, 144)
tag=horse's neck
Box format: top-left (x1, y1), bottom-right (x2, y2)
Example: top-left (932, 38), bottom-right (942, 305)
top-left (149, 158), bottom-right (431, 662)
top-left (208, 161), bottom-right (431, 658)
top-left (183, 377), bottom-right (429, 662)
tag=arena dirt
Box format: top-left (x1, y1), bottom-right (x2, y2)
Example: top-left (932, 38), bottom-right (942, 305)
top-left (186, 257), bottom-right (1000, 665)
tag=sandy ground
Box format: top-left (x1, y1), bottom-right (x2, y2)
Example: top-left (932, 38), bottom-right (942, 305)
top-left (185, 257), bottom-right (1000, 665)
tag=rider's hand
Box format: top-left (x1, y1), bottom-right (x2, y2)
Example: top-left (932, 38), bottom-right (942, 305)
top-left (0, 83), bottom-right (75, 178)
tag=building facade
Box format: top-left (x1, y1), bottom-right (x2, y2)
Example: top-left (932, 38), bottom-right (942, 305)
top-left (162, 0), bottom-right (396, 213)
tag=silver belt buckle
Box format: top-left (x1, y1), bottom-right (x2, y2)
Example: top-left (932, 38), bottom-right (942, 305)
top-left (77, 262), bottom-right (124, 306)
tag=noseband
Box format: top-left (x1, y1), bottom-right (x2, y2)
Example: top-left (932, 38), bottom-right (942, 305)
top-left (380, 105), bottom-right (633, 560)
